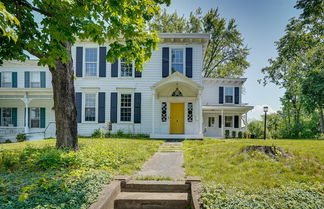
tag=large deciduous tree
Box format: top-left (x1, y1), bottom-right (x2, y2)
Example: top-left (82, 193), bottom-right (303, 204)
top-left (0, 1), bottom-right (19, 41)
top-left (149, 8), bottom-right (250, 78)
top-left (0, 0), bottom-right (170, 150)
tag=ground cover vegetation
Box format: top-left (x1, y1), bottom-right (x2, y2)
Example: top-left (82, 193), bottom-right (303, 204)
top-left (183, 139), bottom-right (324, 209)
top-left (0, 138), bottom-right (163, 209)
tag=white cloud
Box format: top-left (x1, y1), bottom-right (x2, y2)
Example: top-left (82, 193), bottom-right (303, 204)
top-left (248, 105), bottom-right (277, 121)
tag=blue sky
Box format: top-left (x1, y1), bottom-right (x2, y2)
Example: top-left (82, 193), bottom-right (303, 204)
top-left (164, 0), bottom-right (301, 119)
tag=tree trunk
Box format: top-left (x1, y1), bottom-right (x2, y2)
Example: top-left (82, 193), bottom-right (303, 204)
top-left (320, 108), bottom-right (324, 134)
top-left (49, 43), bottom-right (78, 150)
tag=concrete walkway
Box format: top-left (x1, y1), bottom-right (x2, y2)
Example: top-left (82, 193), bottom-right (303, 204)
top-left (135, 142), bottom-right (185, 179)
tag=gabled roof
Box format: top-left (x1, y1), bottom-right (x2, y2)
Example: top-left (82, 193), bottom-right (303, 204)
top-left (151, 72), bottom-right (203, 90)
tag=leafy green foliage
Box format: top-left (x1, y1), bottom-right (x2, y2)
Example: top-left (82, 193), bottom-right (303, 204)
top-left (16, 133), bottom-right (26, 142)
top-left (238, 131), bottom-right (243, 138)
top-left (0, 138), bottom-right (163, 208)
top-left (224, 130), bottom-right (230, 138)
top-left (0, 1), bottom-right (19, 41)
top-left (149, 8), bottom-right (249, 78)
top-left (231, 131), bottom-right (236, 138)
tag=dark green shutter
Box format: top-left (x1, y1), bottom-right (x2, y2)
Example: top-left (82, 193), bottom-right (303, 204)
top-left (135, 67), bottom-right (142, 77)
top-left (0, 72), bottom-right (2, 88)
top-left (134, 93), bottom-right (141, 123)
top-left (99, 47), bottom-right (107, 77)
top-left (11, 108), bottom-right (17, 127)
top-left (76, 47), bottom-right (83, 77)
top-left (111, 58), bottom-right (118, 77)
top-left (75, 92), bottom-right (82, 123)
top-left (219, 87), bottom-right (224, 104)
top-left (110, 92), bottom-right (117, 123)
top-left (235, 87), bottom-right (240, 104)
top-left (25, 72), bottom-right (30, 88)
top-left (234, 115), bottom-right (239, 128)
top-left (98, 92), bottom-right (105, 123)
top-left (40, 108), bottom-right (46, 128)
top-left (218, 115), bottom-right (222, 128)
top-left (40, 72), bottom-right (46, 88)
top-left (12, 72), bottom-right (17, 88)
top-left (185, 48), bottom-right (193, 78)
top-left (162, 47), bottom-right (169, 77)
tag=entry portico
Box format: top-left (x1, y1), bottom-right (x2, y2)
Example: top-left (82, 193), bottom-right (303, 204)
top-left (150, 72), bottom-right (203, 139)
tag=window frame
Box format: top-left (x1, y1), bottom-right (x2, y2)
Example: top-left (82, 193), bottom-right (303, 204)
top-left (30, 71), bottom-right (41, 88)
top-left (208, 117), bottom-right (215, 127)
top-left (1, 72), bottom-right (12, 88)
top-left (224, 87), bottom-right (234, 104)
top-left (84, 47), bottom-right (99, 77)
top-left (225, 116), bottom-right (233, 128)
top-left (1, 108), bottom-right (12, 126)
top-left (84, 93), bottom-right (97, 122)
top-left (170, 48), bottom-right (185, 75)
top-left (30, 107), bottom-right (40, 128)
top-left (119, 58), bottom-right (134, 78)
top-left (117, 90), bottom-right (134, 123)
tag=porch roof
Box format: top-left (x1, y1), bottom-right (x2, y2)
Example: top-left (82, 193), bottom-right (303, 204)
top-left (203, 105), bottom-right (253, 113)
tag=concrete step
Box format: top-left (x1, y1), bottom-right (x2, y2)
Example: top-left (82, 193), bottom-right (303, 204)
top-left (114, 192), bottom-right (189, 209)
top-left (122, 180), bottom-right (190, 193)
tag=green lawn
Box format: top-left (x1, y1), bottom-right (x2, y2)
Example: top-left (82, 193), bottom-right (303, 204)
top-left (183, 139), bottom-right (324, 209)
top-left (0, 138), bottom-right (163, 209)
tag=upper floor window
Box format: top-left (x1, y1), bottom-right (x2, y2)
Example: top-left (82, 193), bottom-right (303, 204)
top-left (171, 49), bottom-right (184, 74)
top-left (225, 87), bottom-right (234, 103)
top-left (1, 72), bottom-right (12, 87)
top-left (85, 48), bottom-right (97, 76)
top-left (30, 72), bottom-right (41, 88)
top-left (120, 57), bottom-right (133, 77)
top-left (85, 93), bottom-right (96, 121)
top-left (120, 94), bottom-right (132, 122)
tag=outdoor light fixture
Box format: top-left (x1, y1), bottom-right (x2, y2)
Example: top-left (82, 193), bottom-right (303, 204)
top-left (263, 106), bottom-right (268, 140)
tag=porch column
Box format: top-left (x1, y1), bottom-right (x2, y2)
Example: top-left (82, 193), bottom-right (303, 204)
top-left (221, 110), bottom-right (224, 138)
top-left (198, 90), bottom-right (203, 136)
top-left (152, 90), bottom-right (155, 135)
top-left (21, 94), bottom-right (31, 134)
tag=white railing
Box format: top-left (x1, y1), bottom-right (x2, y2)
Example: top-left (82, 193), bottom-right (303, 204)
top-left (0, 126), bottom-right (25, 139)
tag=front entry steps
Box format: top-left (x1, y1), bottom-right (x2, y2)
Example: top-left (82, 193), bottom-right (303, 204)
top-left (89, 176), bottom-right (201, 209)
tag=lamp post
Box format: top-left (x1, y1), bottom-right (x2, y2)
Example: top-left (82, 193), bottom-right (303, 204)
top-left (263, 106), bottom-right (268, 140)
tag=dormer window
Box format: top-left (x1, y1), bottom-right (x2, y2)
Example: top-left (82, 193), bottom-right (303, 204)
top-left (171, 49), bottom-right (184, 74)
top-left (225, 87), bottom-right (234, 103)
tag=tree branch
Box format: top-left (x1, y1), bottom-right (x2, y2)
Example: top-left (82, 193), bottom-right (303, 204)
top-left (14, 0), bottom-right (53, 17)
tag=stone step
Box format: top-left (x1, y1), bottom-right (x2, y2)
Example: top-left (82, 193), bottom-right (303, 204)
top-left (114, 192), bottom-right (189, 209)
top-left (122, 180), bottom-right (190, 193)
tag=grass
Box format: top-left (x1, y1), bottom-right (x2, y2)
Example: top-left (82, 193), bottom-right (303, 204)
top-left (0, 138), bottom-right (163, 209)
top-left (183, 138), bottom-right (324, 209)
top-left (135, 175), bottom-right (174, 181)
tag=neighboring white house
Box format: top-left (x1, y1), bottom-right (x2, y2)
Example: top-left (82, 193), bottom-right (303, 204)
top-left (0, 33), bottom-right (253, 141)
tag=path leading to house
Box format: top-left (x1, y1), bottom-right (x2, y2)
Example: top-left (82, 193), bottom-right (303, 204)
top-left (135, 142), bottom-right (185, 179)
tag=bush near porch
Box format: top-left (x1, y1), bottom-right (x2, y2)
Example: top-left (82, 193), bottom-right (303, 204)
top-left (0, 138), bottom-right (163, 209)
top-left (183, 139), bottom-right (324, 209)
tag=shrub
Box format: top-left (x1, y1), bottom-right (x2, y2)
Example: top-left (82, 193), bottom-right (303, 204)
top-left (16, 133), bottom-right (27, 142)
top-left (225, 130), bottom-right (230, 138)
top-left (231, 131), bottom-right (236, 138)
top-left (5, 139), bottom-right (12, 143)
top-left (238, 131), bottom-right (243, 138)
top-left (116, 129), bottom-right (125, 138)
top-left (243, 131), bottom-right (249, 139)
top-left (91, 129), bottom-right (102, 138)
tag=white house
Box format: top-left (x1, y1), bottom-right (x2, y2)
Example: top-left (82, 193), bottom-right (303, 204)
top-left (0, 33), bottom-right (253, 141)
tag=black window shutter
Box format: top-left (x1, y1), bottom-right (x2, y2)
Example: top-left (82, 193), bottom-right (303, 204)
top-left (185, 47), bottom-right (193, 78)
top-left (162, 47), bottom-right (169, 78)
top-left (219, 86), bottom-right (224, 104)
top-left (111, 58), bottom-right (118, 77)
top-left (75, 92), bottom-right (82, 123)
top-left (98, 92), bottom-right (106, 123)
top-left (134, 93), bottom-right (141, 123)
top-left (99, 47), bottom-right (107, 77)
top-left (135, 67), bottom-right (142, 77)
top-left (25, 72), bottom-right (30, 88)
top-left (218, 115), bottom-right (222, 128)
top-left (76, 47), bottom-right (83, 77)
top-left (235, 87), bottom-right (240, 104)
top-left (110, 92), bottom-right (118, 123)
top-left (234, 115), bottom-right (239, 128)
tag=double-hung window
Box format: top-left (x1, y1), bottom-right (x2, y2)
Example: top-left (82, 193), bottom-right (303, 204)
top-left (171, 49), bottom-right (184, 74)
top-left (225, 87), bottom-right (234, 104)
top-left (30, 72), bottom-right (41, 88)
top-left (85, 94), bottom-right (96, 121)
top-left (30, 107), bottom-right (40, 128)
top-left (1, 108), bottom-right (12, 126)
top-left (120, 57), bottom-right (133, 77)
top-left (225, 116), bottom-right (233, 128)
top-left (208, 117), bottom-right (215, 127)
top-left (85, 48), bottom-right (98, 76)
top-left (2, 72), bottom-right (12, 87)
top-left (120, 94), bottom-right (132, 122)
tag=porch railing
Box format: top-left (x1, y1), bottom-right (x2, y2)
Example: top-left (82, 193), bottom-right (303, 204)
top-left (0, 127), bottom-right (25, 139)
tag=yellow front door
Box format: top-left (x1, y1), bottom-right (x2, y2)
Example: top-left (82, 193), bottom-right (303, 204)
top-left (170, 103), bottom-right (185, 134)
